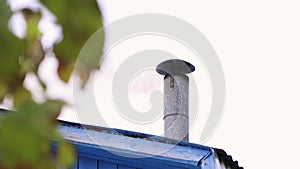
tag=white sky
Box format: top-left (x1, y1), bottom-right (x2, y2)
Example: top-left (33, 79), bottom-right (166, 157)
top-left (76, 1), bottom-right (300, 169)
top-left (4, 0), bottom-right (300, 168)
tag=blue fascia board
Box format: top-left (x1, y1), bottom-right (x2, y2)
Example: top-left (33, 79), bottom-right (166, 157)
top-left (70, 140), bottom-right (208, 169)
top-left (58, 120), bottom-right (211, 168)
top-left (199, 150), bottom-right (216, 169)
top-left (58, 119), bottom-right (209, 150)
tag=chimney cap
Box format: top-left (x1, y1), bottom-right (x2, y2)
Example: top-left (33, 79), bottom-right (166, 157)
top-left (156, 59), bottom-right (195, 75)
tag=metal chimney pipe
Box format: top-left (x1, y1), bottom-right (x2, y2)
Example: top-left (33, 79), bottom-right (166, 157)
top-left (156, 59), bottom-right (195, 141)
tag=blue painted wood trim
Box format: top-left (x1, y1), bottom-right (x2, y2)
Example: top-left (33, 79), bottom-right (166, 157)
top-left (70, 156), bottom-right (78, 169)
top-left (78, 157), bottom-right (98, 169)
top-left (118, 164), bottom-right (136, 169)
top-left (200, 151), bottom-right (215, 169)
top-left (58, 120), bottom-right (210, 152)
top-left (98, 161), bottom-right (118, 169)
top-left (70, 141), bottom-right (203, 169)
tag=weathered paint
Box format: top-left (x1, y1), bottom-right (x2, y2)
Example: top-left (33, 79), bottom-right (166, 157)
top-left (0, 109), bottom-right (242, 169)
top-left (56, 120), bottom-right (243, 169)
top-left (59, 125), bottom-right (209, 165)
top-left (59, 121), bottom-right (209, 169)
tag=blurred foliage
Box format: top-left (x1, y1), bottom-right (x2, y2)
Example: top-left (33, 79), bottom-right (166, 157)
top-left (41, 0), bottom-right (104, 85)
top-left (0, 0), bottom-right (25, 103)
top-left (0, 101), bottom-right (74, 169)
top-left (0, 0), bottom-right (104, 168)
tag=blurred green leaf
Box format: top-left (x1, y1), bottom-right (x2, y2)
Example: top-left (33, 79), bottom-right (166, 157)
top-left (22, 9), bottom-right (42, 42)
top-left (40, 0), bottom-right (104, 85)
top-left (0, 100), bottom-right (65, 168)
top-left (56, 139), bottom-right (75, 168)
top-left (19, 9), bottom-right (47, 103)
top-left (0, 83), bottom-right (7, 101)
top-left (12, 86), bottom-right (31, 108)
top-left (21, 9), bottom-right (44, 74)
top-left (0, 0), bottom-right (25, 102)
top-left (0, 4), bottom-right (44, 105)
top-left (0, 0), bottom-right (103, 168)
top-left (77, 28), bottom-right (104, 87)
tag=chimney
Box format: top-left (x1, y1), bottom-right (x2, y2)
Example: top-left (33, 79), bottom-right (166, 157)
top-left (156, 59), bottom-right (195, 141)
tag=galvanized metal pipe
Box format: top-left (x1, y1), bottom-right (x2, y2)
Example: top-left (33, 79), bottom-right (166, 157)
top-left (156, 59), bottom-right (195, 141)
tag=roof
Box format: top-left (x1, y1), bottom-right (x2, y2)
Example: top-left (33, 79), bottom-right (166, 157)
top-left (0, 109), bottom-right (243, 168)
top-left (59, 120), bottom-right (243, 169)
